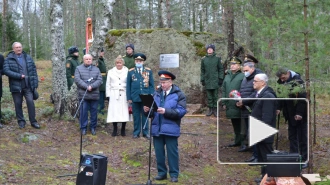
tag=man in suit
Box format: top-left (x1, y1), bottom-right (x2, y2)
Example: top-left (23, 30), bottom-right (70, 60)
top-left (96, 47), bottom-right (107, 115)
top-left (126, 53), bottom-right (154, 139)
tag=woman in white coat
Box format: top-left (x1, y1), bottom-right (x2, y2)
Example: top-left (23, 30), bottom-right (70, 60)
top-left (106, 55), bottom-right (130, 136)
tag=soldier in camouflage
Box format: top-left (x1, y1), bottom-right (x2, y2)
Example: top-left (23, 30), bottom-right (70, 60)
top-left (200, 44), bottom-right (224, 117)
top-left (96, 48), bottom-right (107, 114)
top-left (123, 43), bottom-right (135, 69)
top-left (66, 46), bottom-right (80, 90)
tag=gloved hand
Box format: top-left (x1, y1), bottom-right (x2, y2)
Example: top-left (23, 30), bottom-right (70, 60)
top-left (218, 79), bottom-right (223, 86)
top-left (201, 81), bottom-right (205, 86)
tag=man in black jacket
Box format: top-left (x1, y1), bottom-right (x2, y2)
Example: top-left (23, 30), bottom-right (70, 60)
top-left (250, 73), bottom-right (277, 178)
top-left (4, 42), bottom-right (40, 129)
top-left (276, 67), bottom-right (308, 168)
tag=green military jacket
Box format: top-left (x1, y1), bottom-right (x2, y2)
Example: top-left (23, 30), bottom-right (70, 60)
top-left (96, 57), bottom-right (107, 92)
top-left (123, 53), bottom-right (135, 69)
top-left (200, 53), bottom-right (224, 89)
top-left (221, 70), bottom-right (244, 119)
top-left (66, 54), bottom-right (80, 90)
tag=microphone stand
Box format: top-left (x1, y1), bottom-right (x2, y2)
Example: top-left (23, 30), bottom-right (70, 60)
top-left (131, 96), bottom-right (165, 185)
top-left (57, 84), bottom-right (89, 178)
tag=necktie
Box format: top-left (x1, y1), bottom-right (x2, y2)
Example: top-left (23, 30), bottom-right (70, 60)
top-left (164, 91), bottom-right (167, 99)
top-left (256, 93), bottom-right (259, 98)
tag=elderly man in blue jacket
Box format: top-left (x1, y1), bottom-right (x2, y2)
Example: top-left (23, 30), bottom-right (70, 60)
top-left (143, 70), bottom-right (187, 183)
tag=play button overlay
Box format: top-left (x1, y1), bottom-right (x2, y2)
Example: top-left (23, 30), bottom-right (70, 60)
top-left (249, 116), bottom-right (278, 147)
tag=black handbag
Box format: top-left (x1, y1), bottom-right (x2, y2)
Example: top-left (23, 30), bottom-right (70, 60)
top-left (33, 88), bottom-right (39, 100)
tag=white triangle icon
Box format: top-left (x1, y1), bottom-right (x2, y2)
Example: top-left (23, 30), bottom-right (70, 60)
top-left (249, 116), bottom-right (278, 147)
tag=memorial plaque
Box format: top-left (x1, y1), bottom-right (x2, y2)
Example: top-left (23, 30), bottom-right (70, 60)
top-left (159, 53), bottom-right (179, 68)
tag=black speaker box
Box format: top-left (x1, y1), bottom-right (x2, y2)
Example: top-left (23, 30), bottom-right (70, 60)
top-left (76, 154), bottom-right (108, 185)
top-left (266, 153), bottom-right (301, 177)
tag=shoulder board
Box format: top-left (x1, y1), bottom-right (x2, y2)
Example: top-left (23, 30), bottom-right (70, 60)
top-left (202, 56), bottom-right (205, 59)
top-left (129, 68), bottom-right (135, 71)
top-left (145, 67), bottom-right (151, 70)
top-left (123, 55), bottom-right (126, 57)
top-left (67, 57), bottom-right (73, 61)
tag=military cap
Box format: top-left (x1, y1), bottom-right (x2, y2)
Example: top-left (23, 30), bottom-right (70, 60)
top-left (83, 48), bottom-right (86, 55)
top-left (125, 43), bottom-right (134, 50)
top-left (229, 56), bottom-right (242, 64)
top-left (158, 70), bottom-right (176, 81)
top-left (244, 54), bottom-right (259, 63)
top-left (133, 53), bottom-right (146, 61)
top-left (206, 44), bottom-right (215, 51)
top-left (68, 46), bottom-right (79, 54)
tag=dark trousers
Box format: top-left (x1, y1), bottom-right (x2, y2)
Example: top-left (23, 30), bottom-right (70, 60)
top-left (206, 89), bottom-right (218, 108)
top-left (288, 121), bottom-right (308, 161)
top-left (153, 135), bottom-right (179, 178)
top-left (98, 91), bottom-right (105, 113)
top-left (12, 88), bottom-right (37, 124)
top-left (243, 118), bottom-right (258, 158)
top-left (257, 143), bottom-right (273, 177)
top-left (231, 118), bottom-right (241, 145)
top-left (79, 100), bottom-right (98, 130)
top-left (132, 102), bottom-right (149, 136)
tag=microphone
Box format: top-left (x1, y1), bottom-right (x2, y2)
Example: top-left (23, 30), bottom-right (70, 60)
top-left (87, 77), bottom-right (93, 82)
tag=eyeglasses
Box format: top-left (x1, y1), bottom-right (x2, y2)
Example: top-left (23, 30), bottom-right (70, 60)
top-left (253, 80), bottom-right (262, 83)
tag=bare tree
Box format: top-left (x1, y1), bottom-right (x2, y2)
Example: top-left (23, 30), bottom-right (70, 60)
top-left (26, 0), bottom-right (32, 55)
top-left (2, 0), bottom-right (7, 51)
top-left (50, 0), bottom-right (67, 116)
top-left (89, 0), bottom-right (116, 62)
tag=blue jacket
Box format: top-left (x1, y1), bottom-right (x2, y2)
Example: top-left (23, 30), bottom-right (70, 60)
top-left (4, 51), bottom-right (38, 92)
top-left (150, 84), bottom-right (187, 137)
top-left (126, 66), bottom-right (154, 102)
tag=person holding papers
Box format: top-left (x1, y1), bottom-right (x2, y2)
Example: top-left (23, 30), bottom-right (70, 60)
top-left (143, 70), bottom-right (187, 183)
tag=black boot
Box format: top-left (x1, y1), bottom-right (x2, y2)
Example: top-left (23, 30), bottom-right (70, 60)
top-left (112, 123), bottom-right (117, 137)
top-left (121, 122), bottom-right (126, 136)
top-left (206, 107), bottom-right (213, 116)
top-left (213, 107), bottom-right (218, 117)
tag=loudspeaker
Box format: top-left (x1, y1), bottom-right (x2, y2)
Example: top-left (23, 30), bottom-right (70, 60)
top-left (266, 153), bottom-right (301, 177)
top-left (76, 154), bottom-right (108, 185)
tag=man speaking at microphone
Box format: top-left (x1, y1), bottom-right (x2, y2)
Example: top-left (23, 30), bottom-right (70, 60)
top-left (143, 71), bottom-right (187, 183)
top-left (75, 54), bottom-right (102, 135)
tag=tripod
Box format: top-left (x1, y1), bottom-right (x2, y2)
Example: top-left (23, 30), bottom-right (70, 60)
top-left (131, 99), bottom-right (165, 185)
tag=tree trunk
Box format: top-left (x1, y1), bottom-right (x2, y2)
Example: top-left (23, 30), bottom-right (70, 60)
top-left (2, 0), bottom-right (7, 51)
top-left (27, 1), bottom-right (32, 55)
top-left (161, 0), bottom-right (167, 28)
top-left (202, 0), bottom-right (208, 32)
top-left (89, 0), bottom-right (116, 62)
top-left (148, 0), bottom-right (153, 28)
top-left (34, 0), bottom-right (37, 59)
top-left (50, 0), bottom-right (67, 117)
top-left (73, 0), bottom-right (77, 46)
top-left (166, 0), bottom-right (171, 28)
top-left (227, 1), bottom-right (234, 58)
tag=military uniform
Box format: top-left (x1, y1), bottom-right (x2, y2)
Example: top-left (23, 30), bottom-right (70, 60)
top-left (66, 54), bottom-right (80, 90)
top-left (96, 56), bottom-right (107, 114)
top-left (123, 54), bottom-right (135, 69)
top-left (200, 45), bottom-right (224, 116)
top-left (126, 64), bottom-right (154, 137)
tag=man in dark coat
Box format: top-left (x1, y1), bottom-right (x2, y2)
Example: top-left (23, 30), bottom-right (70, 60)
top-left (126, 53), bottom-right (154, 139)
top-left (250, 73), bottom-right (277, 178)
top-left (96, 48), bottom-right (107, 115)
top-left (143, 70), bottom-right (187, 183)
top-left (200, 44), bottom-right (224, 117)
top-left (66, 46), bottom-right (80, 90)
top-left (221, 57), bottom-right (244, 147)
top-left (4, 42), bottom-right (40, 129)
top-left (123, 43), bottom-right (135, 69)
top-left (0, 54), bottom-right (4, 128)
top-left (74, 54), bottom-right (102, 135)
top-left (276, 67), bottom-right (308, 168)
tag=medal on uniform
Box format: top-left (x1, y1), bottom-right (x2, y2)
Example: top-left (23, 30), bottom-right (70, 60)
top-left (142, 71), bottom-right (149, 87)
